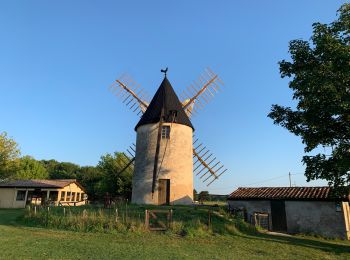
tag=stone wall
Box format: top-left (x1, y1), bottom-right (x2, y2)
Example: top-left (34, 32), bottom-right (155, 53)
top-left (285, 200), bottom-right (348, 239)
top-left (228, 199), bottom-right (350, 239)
top-left (132, 122), bottom-right (193, 205)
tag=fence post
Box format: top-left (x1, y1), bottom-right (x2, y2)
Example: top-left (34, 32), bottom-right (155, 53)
top-left (34, 206), bottom-right (37, 216)
top-left (208, 209), bottom-right (212, 229)
top-left (46, 206), bottom-right (49, 227)
top-left (115, 208), bottom-right (118, 223)
top-left (125, 199), bottom-right (128, 223)
top-left (145, 210), bottom-right (149, 228)
top-left (63, 207), bottom-right (66, 217)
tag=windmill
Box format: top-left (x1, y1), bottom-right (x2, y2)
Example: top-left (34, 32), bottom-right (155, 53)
top-left (109, 68), bottom-right (228, 205)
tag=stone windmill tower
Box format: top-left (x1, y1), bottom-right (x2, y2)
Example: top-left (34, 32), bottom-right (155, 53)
top-left (109, 68), bottom-right (228, 205)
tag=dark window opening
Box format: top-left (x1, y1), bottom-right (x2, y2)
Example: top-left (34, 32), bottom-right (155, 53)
top-left (49, 191), bottom-right (58, 201)
top-left (161, 126), bottom-right (170, 139)
top-left (16, 190), bottom-right (26, 201)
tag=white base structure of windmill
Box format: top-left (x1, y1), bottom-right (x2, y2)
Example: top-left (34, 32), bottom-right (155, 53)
top-left (109, 68), bottom-right (228, 205)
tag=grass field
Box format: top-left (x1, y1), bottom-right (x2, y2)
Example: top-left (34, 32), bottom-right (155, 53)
top-left (0, 208), bottom-right (350, 259)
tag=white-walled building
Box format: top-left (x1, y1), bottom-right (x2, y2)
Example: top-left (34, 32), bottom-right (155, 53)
top-left (0, 179), bottom-right (87, 208)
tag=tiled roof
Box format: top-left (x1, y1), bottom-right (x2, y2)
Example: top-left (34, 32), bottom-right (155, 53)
top-left (228, 187), bottom-right (348, 201)
top-left (0, 179), bottom-right (78, 189)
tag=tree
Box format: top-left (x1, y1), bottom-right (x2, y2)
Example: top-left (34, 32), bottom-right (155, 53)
top-left (198, 191), bottom-right (210, 202)
top-left (193, 189), bottom-right (198, 201)
top-left (77, 166), bottom-right (104, 201)
top-left (16, 156), bottom-right (48, 180)
top-left (268, 4), bottom-right (350, 195)
top-left (0, 132), bottom-right (20, 179)
top-left (97, 152), bottom-right (133, 199)
top-left (41, 160), bottom-right (80, 179)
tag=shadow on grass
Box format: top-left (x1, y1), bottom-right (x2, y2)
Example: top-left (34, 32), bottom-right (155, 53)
top-left (236, 232), bottom-right (350, 255)
top-left (0, 209), bottom-right (25, 225)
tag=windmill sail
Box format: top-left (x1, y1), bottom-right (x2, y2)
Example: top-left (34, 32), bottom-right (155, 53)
top-left (116, 144), bottom-right (136, 175)
top-left (181, 68), bottom-right (223, 117)
top-left (192, 138), bottom-right (227, 186)
top-left (109, 74), bottom-right (149, 116)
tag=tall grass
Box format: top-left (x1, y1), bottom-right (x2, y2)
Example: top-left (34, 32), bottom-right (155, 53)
top-left (22, 204), bottom-right (257, 237)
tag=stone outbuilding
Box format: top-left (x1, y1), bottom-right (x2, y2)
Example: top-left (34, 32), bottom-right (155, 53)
top-left (227, 187), bottom-right (350, 239)
top-left (0, 179), bottom-right (87, 208)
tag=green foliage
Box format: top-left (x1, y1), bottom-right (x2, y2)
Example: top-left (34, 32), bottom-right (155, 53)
top-left (77, 166), bottom-right (104, 201)
top-left (268, 4), bottom-right (350, 195)
top-left (16, 156), bottom-right (48, 180)
top-left (198, 191), bottom-right (210, 201)
top-left (97, 152), bottom-right (133, 199)
top-left (0, 132), bottom-right (20, 179)
top-left (41, 160), bottom-right (80, 179)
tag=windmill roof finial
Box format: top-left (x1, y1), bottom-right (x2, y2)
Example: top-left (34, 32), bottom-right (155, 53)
top-left (161, 67), bottom-right (168, 77)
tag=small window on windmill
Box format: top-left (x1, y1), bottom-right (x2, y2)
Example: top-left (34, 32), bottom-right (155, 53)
top-left (161, 126), bottom-right (170, 139)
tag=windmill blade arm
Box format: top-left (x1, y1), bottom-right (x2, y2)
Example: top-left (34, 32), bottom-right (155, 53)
top-left (193, 149), bottom-right (218, 178)
top-left (192, 137), bottom-right (228, 186)
top-left (117, 157), bottom-right (135, 175)
top-left (109, 74), bottom-right (149, 116)
top-left (181, 68), bottom-right (223, 117)
top-left (183, 75), bottom-right (218, 110)
top-left (116, 144), bottom-right (136, 175)
top-left (115, 79), bottom-right (149, 111)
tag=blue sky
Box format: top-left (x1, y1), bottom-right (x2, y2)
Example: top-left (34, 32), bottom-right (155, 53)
top-left (0, 1), bottom-right (347, 194)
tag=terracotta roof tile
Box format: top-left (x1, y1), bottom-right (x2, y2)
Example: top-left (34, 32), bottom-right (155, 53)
top-left (228, 187), bottom-right (347, 201)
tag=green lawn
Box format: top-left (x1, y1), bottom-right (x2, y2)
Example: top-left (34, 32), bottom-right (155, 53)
top-left (0, 209), bottom-right (349, 259)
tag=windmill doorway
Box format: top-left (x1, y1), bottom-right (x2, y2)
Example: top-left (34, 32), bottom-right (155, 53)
top-left (158, 179), bottom-right (170, 205)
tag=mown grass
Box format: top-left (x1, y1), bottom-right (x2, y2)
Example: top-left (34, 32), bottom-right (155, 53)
top-left (0, 208), bottom-right (350, 259)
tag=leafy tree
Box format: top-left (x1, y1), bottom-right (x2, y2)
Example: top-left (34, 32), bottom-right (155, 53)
top-left (193, 189), bottom-right (198, 201)
top-left (16, 156), bottom-right (48, 180)
top-left (198, 191), bottom-right (210, 202)
top-left (97, 152), bottom-right (133, 199)
top-left (0, 132), bottom-right (20, 179)
top-left (268, 4), bottom-right (350, 195)
top-left (41, 160), bottom-right (80, 179)
top-left (77, 166), bottom-right (104, 201)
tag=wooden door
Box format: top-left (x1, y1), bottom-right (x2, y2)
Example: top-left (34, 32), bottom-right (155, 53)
top-left (270, 200), bottom-right (287, 232)
top-left (158, 179), bottom-right (170, 205)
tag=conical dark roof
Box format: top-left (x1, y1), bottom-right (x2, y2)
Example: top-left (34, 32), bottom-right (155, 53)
top-left (135, 77), bottom-right (194, 131)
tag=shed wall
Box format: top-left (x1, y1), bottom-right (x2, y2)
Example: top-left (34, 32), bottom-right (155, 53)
top-left (0, 189), bottom-right (17, 208)
top-left (285, 201), bottom-right (348, 239)
top-left (228, 199), bottom-right (349, 239)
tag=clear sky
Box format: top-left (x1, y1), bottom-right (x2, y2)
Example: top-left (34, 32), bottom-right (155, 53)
top-left (0, 1), bottom-right (347, 194)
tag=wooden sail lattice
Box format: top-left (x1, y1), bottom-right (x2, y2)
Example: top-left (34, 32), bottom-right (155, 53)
top-left (116, 143), bottom-right (136, 174)
top-left (192, 138), bottom-right (227, 186)
top-left (109, 74), bottom-right (150, 116)
top-left (181, 67), bottom-right (223, 117)
top-left (110, 69), bottom-right (229, 186)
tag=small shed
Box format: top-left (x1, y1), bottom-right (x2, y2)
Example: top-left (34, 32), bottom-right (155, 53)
top-left (227, 187), bottom-right (350, 240)
top-left (0, 179), bottom-right (87, 208)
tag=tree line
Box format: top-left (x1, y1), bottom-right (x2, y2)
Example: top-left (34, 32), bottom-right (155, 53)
top-left (0, 132), bottom-right (133, 201)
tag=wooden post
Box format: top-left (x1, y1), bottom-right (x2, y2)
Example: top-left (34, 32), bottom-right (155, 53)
top-left (145, 210), bottom-right (149, 228)
top-left (115, 208), bottom-right (118, 223)
top-left (46, 207), bottom-right (49, 227)
top-left (125, 199), bottom-right (128, 223)
top-left (34, 206), bottom-right (37, 215)
top-left (63, 207), bottom-right (66, 217)
top-left (208, 209), bottom-right (212, 228)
